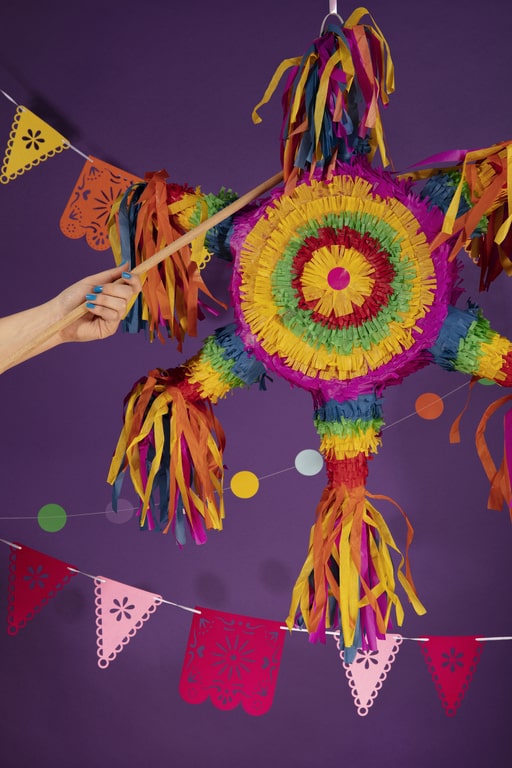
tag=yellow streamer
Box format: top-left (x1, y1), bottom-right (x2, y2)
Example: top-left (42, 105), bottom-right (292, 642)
top-left (252, 57), bottom-right (302, 125)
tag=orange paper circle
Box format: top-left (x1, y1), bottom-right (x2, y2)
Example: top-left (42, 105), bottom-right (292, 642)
top-left (415, 392), bottom-right (444, 420)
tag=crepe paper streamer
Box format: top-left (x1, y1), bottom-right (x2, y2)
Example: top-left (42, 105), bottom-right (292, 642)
top-left (7, 543), bottom-right (77, 635)
top-left (60, 156), bottom-right (142, 251)
top-left (94, 576), bottom-right (162, 668)
top-left (108, 324), bottom-right (267, 543)
top-left (421, 170), bottom-right (489, 241)
top-left (187, 187), bottom-right (239, 263)
top-left (427, 142), bottom-right (512, 265)
top-left (475, 394), bottom-right (512, 516)
top-left (37, 503), bottom-right (67, 532)
top-left (252, 7), bottom-right (394, 187)
top-left (402, 142), bottom-right (512, 285)
top-left (447, 378), bottom-right (478, 445)
top-left (107, 169), bottom-right (229, 348)
top-left (294, 449), bottom-right (324, 476)
top-left (335, 632), bottom-right (403, 716)
top-left (230, 471), bottom-right (259, 499)
top-left (420, 636), bottom-right (483, 716)
top-left (0, 169), bottom-right (284, 377)
top-left (286, 393), bottom-right (425, 654)
top-left (179, 606), bottom-right (285, 716)
top-left (104, 498), bottom-right (134, 525)
top-left (415, 392), bottom-right (444, 420)
top-left (0, 105), bottom-right (69, 183)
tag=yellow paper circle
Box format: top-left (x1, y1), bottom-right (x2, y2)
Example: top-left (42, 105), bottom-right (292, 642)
top-left (230, 471), bottom-right (260, 499)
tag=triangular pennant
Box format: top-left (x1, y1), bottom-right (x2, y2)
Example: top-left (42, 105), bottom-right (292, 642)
top-left (7, 543), bottom-right (77, 634)
top-left (1, 106), bottom-right (69, 184)
top-left (95, 576), bottom-right (162, 668)
top-left (179, 606), bottom-right (285, 716)
top-left (335, 634), bottom-right (403, 716)
top-left (420, 636), bottom-right (484, 716)
top-left (60, 157), bottom-right (142, 250)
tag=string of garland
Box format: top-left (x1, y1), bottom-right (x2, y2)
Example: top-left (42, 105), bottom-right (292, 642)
top-left (0, 538), bottom-right (510, 644)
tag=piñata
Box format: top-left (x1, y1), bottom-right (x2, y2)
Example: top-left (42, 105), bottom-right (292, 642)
top-left (107, 6), bottom-right (512, 660)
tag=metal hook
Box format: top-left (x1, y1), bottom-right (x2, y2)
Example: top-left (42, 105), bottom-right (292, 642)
top-left (320, 2), bottom-right (344, 35)
top-left (319, 11), bottom-right (345, 35)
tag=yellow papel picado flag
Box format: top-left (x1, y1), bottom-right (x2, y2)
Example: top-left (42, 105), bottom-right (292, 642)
top-left (1, 106), bottom-right (69, 184)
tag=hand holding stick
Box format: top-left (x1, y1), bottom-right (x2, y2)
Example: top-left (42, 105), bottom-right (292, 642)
top-left (0, 171), bottom-right (284, 374)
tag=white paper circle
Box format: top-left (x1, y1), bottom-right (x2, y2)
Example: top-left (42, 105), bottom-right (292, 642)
top-left (294, 449), bottom-right (324, 476)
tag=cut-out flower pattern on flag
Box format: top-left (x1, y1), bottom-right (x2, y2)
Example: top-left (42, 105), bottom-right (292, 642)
top-left (420, 636), bottom-right (484, 716)
top-left (335, 633), bottom-right (403, 716)
top-left (22, 128), bottom-right (45, 151)
top-left (179, 607), bottom-right (285, 716)
top-left (0, 106), bottom-right (69, 184)
top-left (60, 157), bottom-right (142, 250)
top-left (110, 596), bottom-right (136, 621)
top-left (7, 543), bottom-right (77, 635)
top-left (94, 576), bottom-right (162, 668)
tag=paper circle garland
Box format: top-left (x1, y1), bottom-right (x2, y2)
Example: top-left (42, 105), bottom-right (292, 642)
top-left (231, 165), bottom-right (456, 400)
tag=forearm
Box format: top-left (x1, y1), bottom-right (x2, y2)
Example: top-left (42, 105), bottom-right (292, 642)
top-left (0, 298), bottom-right (65, 371)
top-left (0, 265), bottom-right (141, 374)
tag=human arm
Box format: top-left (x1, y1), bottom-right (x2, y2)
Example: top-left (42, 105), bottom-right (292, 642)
top-left (0, 264), bottom-right (141, 372)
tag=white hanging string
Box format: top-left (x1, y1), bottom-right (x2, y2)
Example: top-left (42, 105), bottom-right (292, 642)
top-left (64, 143), bottom-right (92, 163)
top-left (0, 537), bottom-right (20, 549)
top-left (67, 566), bottom-right (105, 582)
top-left (0, 89), bottom-right (18, 106)
top-left (1, 538), bottom-right (511, 638)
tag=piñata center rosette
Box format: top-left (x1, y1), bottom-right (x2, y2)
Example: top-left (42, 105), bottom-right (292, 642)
top-left (231, 164), bottom-right (455, 399)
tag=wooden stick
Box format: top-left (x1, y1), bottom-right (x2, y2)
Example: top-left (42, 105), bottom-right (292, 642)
top-left (0, 170), bottom-right (284, 374)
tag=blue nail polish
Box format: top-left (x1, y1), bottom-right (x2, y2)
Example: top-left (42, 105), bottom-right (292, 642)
top-left (85, 294), bottom-right (96, 301)
top-left (86, 302), bottom-right (96, 309)
top-left (122, 272), bottom-right (132, 279)
top-left (93, 285), bottom-right (103, 294)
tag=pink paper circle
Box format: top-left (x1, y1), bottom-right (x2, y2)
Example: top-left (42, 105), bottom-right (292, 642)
top-left (105, 498), bottom-right (135, 524)
top-left (327, 266), bottom-right (350, 290)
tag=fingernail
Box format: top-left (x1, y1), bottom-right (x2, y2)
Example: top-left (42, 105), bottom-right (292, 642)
top-left (93, 286), bottom-right (103, 294)
top-left (86, 302), bottom-right (96, 309)
top-left (85, 294), bottom-right (96, 301)
top-left (122, 272), bottom-right (132, 279)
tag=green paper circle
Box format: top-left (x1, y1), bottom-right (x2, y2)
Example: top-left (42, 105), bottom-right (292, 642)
top-left (478, 378), bottom-right (495, 386)
top-left (37, 503), bottom-right (67, 532)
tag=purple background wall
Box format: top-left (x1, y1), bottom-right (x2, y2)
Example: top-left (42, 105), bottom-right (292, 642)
top-left (0, 1), bottom-right (511, 765)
